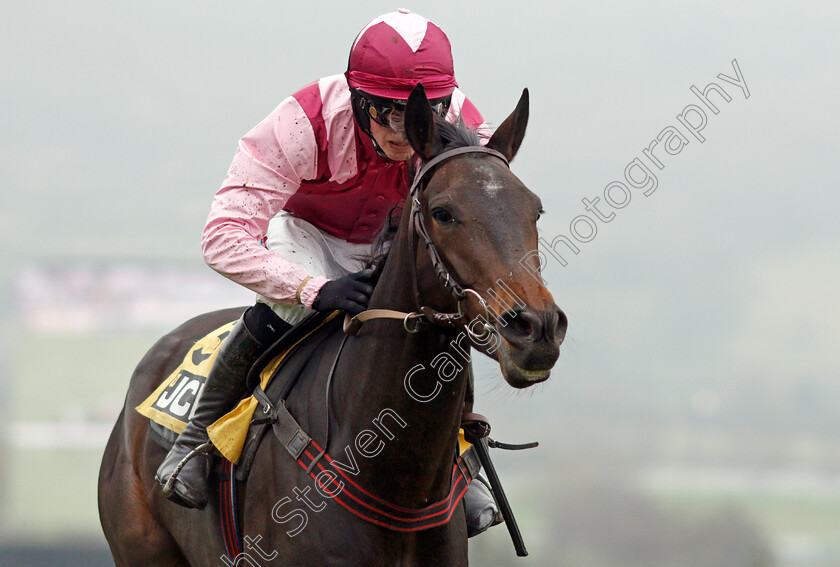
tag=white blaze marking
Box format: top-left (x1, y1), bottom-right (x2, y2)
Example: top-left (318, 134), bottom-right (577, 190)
top-left (484, 182), bottom-right (503, 197)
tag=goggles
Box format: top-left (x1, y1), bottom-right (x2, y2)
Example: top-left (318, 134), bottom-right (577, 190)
top-left (355, 90), bottom-right (452, 131)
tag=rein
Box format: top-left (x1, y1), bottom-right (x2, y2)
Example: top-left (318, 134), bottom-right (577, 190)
top-left (345, 145), bottom-right (510, 339)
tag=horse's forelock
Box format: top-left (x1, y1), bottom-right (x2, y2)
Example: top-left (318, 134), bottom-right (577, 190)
top-left (436, 115), bottom-right (482, 152)
top-left (405, 115), bottom-right (482, 183)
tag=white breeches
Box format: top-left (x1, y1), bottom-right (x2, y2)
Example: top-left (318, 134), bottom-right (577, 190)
top-left (256, 211), bottom-right (372, 325)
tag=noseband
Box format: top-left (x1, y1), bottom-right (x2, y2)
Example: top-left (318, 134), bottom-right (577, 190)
top-left (345, 145), bottom-right (510, 340)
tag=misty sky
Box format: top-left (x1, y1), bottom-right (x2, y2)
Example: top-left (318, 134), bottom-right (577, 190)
top-left (2, 0), bottom-right (839, 433)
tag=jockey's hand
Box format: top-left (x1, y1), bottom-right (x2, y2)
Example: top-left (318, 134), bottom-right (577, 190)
top-left (311, 268), bottom-right (375, 315)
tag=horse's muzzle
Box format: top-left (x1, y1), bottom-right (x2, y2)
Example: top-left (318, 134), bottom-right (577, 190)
top-left (496, 305), bottom-right (566, 388)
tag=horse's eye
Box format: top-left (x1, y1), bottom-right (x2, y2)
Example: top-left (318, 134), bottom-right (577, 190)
top-left (536, 208), bottom-right (545, 221)
top-left (431, 208), bottom-right (455, 224)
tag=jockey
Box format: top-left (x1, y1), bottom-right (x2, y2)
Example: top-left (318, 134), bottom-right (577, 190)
top-left (156, 9), bottom-right (500, 536)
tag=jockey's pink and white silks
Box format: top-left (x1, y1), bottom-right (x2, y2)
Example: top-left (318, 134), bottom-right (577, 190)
top-left (202, 73), bottom-right (486, 309)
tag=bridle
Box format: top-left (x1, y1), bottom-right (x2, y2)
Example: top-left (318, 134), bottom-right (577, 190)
top-left (344, 145), bottom-right (510, 342)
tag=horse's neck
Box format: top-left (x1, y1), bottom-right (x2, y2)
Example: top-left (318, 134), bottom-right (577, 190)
top-left (332, 216), bottom-right (468, 506)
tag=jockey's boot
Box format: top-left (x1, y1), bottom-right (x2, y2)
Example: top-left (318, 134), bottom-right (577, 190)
top-left (156, 311), bottom-right (281, 509)
top-left (465, 474), bottom-right (503, 537)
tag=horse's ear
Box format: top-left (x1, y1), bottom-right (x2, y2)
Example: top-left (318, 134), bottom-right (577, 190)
top-left (486, 88), bottom-right (529, 162)
top-left (405, 83), bottom-right (444, 161)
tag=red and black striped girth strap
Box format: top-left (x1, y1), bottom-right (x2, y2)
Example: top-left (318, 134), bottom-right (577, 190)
top-left (298, 440), bottom-right (480, 531)
top-left (253, 387), bottom-right (481, 532)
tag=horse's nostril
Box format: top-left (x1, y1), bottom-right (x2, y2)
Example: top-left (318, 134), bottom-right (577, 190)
top-left (555, 308), bottom-right (568, 342)
top-left (523, 320), bottom-right (534, 338)
top-left (499, 308), bottom-right (542, 346)
top-left (499, 308), bottom-right (520, 328)
top-left (498, 306), bottom-right (567, 348)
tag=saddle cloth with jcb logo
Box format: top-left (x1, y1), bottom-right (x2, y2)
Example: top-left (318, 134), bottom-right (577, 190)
top-left (136, 321), bottom-right (235, 435)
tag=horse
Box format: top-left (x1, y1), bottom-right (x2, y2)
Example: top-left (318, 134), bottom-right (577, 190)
top-left (98, 84), bottom-right (567, 567)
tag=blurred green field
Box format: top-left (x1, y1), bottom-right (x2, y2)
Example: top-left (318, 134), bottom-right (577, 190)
top-left (10, 331), bottom-right (167, 422)
top-left (4, 331), bottom-right (166, 541)
top-left (656, 491), bottom-right (840, 567)
top-left (8, 450), bottom-right (105, 541)
top-left (659, 491), bottom-right (840, 541)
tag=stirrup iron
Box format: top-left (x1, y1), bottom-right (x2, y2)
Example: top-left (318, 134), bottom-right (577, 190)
top-left (161, 441), bottom-right (215, 496)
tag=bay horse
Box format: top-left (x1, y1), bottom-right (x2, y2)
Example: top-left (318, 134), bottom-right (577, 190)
top-left (98, 84), bottom-right (567, 566)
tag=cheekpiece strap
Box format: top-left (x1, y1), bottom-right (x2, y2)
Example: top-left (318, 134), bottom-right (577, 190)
top-left (408, 146), bottom-right (510, 304)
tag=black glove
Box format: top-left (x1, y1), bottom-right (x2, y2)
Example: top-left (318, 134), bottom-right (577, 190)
top-left (311, 268), bottom-right (375, 315)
